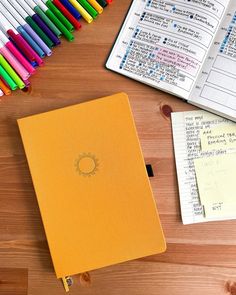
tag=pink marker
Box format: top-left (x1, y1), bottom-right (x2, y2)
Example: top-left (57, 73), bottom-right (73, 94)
top-left (0, 11), bottom-right (43, 66)
top-left (0, 39), bottom-right (30, 80)
top-left (0, 30), bottom-right (35, 75)
top-left (23, 79), bottom-right (30, 87)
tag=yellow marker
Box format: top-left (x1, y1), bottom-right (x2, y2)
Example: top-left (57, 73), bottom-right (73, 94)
top-left (87, 0), bottom-right (103, 14)
top-left (62, 277), bottom-right (69, 292)
top-left (68, 0), bottom-right (93, 23)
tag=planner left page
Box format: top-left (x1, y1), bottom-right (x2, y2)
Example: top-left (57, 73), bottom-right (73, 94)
top-left (106, 0), bottom-right (229, 99)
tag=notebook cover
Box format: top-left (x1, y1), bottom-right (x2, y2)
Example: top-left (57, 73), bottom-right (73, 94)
top-left (17, 92), bottom-right (166, 278)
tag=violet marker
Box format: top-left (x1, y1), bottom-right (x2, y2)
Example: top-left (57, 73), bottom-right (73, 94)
top-left (16, 0), bottom-right (61, 46)
top-left (0, 11), bottom-right (43, 66)
top-left (1, 0), bottom-right (52, 56)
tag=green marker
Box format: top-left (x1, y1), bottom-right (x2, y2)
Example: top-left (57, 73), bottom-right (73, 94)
top-left (78, 0), bottom-right (98, 19)
top-left (35, 0), bottom-right (74, 41)
top-left (26, 16), bottom-right (54, 48)
top-left (34, 5), bottom-right (62, 37)
top-left (25, 0), bottom-right (62, 37)
top-left (44, 4), bottom-right (74, 41)
top-left (45, 0), bottom-right (74, 32)
top-left (0, 65), bottom-right (18, 90)
top-left (0, 55), bottom-right (25, 89)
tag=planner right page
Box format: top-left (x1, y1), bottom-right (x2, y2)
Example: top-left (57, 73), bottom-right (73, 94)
top-left (189, 1), bottom-right (236, 121)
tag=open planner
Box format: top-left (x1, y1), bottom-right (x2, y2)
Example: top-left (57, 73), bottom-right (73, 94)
top-left (106, 0), bottom-right (236, 121)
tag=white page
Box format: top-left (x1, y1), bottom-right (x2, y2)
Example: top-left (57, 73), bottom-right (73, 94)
top-left (107, 0), bottom-right (230, 99)
top-left (190, 2), bottom-right (236, 121)
top-left (171, 110), bottom-right (236, 225)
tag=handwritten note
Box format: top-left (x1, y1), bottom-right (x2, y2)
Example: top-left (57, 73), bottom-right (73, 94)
top-left (171, 110), bottom-right (236, 224)
top-left (201, 125), bottom-right (236, 151)
top-left (194, 153), bottom-right (236, 218)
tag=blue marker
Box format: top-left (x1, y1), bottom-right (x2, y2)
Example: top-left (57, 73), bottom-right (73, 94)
top-left (0, 2), bottom-right (45, 58)
top-left (59, 0), bottom-right (81, 20)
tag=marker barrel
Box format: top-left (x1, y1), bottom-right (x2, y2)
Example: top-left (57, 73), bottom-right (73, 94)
top-left (31, 14), bottom-right (61, 45)
top-left (59, 0), bottom-right (81, 20)
top-left (0, 64), bottom-right (18, 90)
top-left (0, 78), bottom-right (11, 95)
top-left (68, 0), bottom-right (93, 23)
top-left (96, 0), bottom-right (107, 7)
top-left (5, 40), bottom-right (35, 75)
top-left (78, 0), bottom-right (98, 19)
top-left (7, 29), bottom-right (43, 66)
top-left (18, 26), bottom-right (45, 58)
top-left (23, 23), bottom-right (52, 56)
top-left (34, 5), bottom-right (62, 37)
top-left (46, 0), bottom-right (74, 32)
top-left (0, 55), bottom-right (25, 89)
top-left (26, 15), bottom-right (54, 48)
top-left (44, 6), bottom-right (74, 41)
top-left (53, 0), bottom-right (81, 29)
top-left (0, 46), bottom-right (30, 80)
top-left (86, 0), bottom-right (103, 14)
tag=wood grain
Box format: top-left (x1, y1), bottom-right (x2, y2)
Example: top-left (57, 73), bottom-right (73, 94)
top-left (0, 268), bottom-right (28, 295)
top-left (0, 1), bottom-right (236, 294)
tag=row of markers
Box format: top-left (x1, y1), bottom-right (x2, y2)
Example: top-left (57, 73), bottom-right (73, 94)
top-left (0, 0), bottom-right (112, 96)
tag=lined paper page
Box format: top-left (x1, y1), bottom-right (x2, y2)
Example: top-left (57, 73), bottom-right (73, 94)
top-left (171, 110), bottom-right (236, 224)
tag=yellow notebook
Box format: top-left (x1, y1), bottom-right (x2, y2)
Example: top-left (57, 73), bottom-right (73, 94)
top-left (18, 93), bottom-right (166, 281)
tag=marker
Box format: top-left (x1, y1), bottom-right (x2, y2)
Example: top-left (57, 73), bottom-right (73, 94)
top-left (23, 78), bottom-right (30, 87)
top-left (57, 0), bottom-right (81, 20)
top-left (16, 0), bottom-right (60, 46)
top-left (0, 2), bottom-right (45, 61)
top-left (42, 0), bottom-right (74, 32)
top-left (25, 0), bottom-right (62, 37)
top-left (0, 89), bottom-right (4, 96)
top-left (13, 0), bottom-right (54, 49)
top-left (0, 39), bottom-right (30, 80)
top-left (0, 77), bottom-right (11, 95)
top-left (78, 0), bottom-right (98, 19)
top-left (53, 0), bottom-right (81, 30)
top-left (68, 0), bottom-right (93, 23)
top-left (86, 0), bottom-right (103, 14)
top-left (0, 12), bottom-right (41, 65)
top-left (0, 54), bottom-right (25, 89)
top-left (35, 0), bottom-right (74, 41)
top-left (0, 17), bottom-right (42, 68)
top-left (0, 64), bottom-right (18, 90)
top-left (106, 0), bottom-right (112, 3)
top-left (96, 0), bottom-right (107, 7)
top-left (0, 30), bottom-right (35, 75)
top-left (1, 0), bottom-right (52, 56)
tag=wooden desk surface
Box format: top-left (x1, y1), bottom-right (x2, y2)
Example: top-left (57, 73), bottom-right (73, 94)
top-left (1, 1), bottom-right (236, 294)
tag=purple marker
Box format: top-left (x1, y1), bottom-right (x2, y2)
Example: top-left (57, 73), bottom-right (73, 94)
top-left (4, 0), bottom-right (52, 56)
top-left (16, 0), bottom-right (60, 46)
top-left (33, 14), bottom-right (60, 46)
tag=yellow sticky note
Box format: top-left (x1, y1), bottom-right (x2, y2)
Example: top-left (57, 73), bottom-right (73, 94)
top-left (200, 125), bottom-right (236, 151)
top-left (194, 153), bottom-right (236, 218)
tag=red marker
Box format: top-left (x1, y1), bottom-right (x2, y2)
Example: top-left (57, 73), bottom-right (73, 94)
top-left (53, 0), bottom-right (81, 30)
top-left (0, 30), bottom-right (35, 75)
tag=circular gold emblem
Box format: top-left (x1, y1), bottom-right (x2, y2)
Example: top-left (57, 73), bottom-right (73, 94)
top-left (75, 153), bottom-right (99, 177)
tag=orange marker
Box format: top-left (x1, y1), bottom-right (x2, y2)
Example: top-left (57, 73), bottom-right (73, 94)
top-left (0, 78), bottom-right (11, 95)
